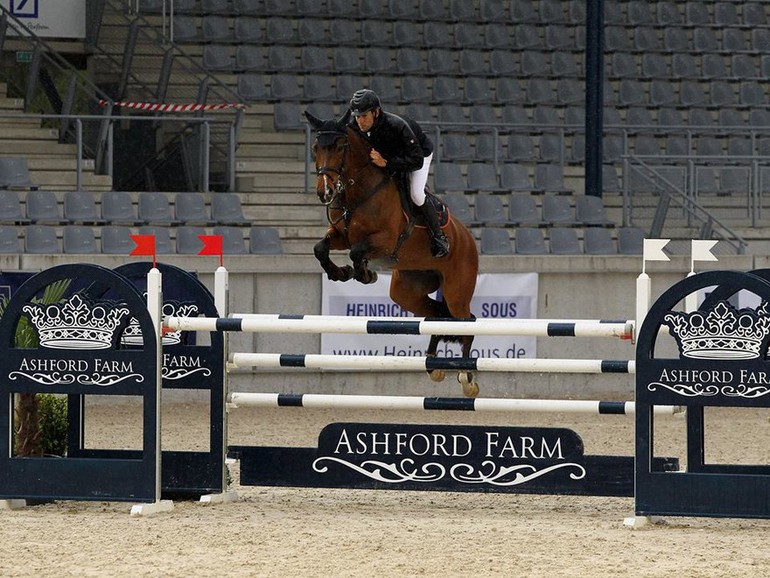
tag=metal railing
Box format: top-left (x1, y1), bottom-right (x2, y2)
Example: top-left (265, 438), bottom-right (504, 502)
top-left (622, 156), bottom-right (748, 255)
top-left (0, 112), bottom-right (236, 192)
top-left (94, 0), bottom-right (246, 190)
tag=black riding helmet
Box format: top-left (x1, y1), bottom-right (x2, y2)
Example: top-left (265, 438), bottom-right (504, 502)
top-left (349, 89), bottom-right (381, 116)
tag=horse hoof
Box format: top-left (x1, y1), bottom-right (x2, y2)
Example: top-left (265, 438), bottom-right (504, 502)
top-left (461, 381), bottom-right (479, 398)
top-left (428, 369), bottom-right (445, 382)
top-left (368, 271), bottom-right (378, 284)
top-left (339, 266), bottom-right (354, 281)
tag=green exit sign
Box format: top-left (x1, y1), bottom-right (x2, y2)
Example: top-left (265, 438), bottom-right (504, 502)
top-left (15, 51), bottom-right (32, 63)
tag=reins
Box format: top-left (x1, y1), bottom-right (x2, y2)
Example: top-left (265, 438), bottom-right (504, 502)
top-left (318, 131), bottom-right (395, 227)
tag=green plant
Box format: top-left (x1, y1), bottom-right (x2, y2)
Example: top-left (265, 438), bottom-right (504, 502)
top-left (0, 279), bottom-right (72, 456)
top-left (36, 394), bottom-right (68, 456)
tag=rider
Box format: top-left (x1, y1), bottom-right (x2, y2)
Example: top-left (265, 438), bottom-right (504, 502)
top-left (347, 89), bottom-right (450, 258)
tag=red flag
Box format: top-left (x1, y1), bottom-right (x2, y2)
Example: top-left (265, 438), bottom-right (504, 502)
top-left (199, 235), bottom-right (224, 266)
top-left (198, 235), bottom-right (223, 256)
top-left (130, 234), bottom-right (156, 256)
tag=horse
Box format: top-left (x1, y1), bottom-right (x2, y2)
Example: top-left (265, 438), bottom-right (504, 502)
top-left (305, 109), bottom-right (480, 397)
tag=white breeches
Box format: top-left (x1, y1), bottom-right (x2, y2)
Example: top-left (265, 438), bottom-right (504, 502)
top-left (409, 152), bottom-right (433, 206)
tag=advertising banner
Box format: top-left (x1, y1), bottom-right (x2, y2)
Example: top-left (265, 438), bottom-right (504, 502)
top-left (3, 0), bottom-right (86, 39)
top-left (321, 273), bottom-right (538, 358)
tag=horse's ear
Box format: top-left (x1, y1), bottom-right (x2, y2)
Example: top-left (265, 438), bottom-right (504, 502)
top-left (304, 110), bottom-right (323, 129)
top-left (339, 108), bottom-right (352, 127)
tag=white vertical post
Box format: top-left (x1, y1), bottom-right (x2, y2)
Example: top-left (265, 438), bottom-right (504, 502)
top-left (200, 266), bottom-right (238, 505)
top-left (146, 267), bottom-right (164, 504)
top-left (131, 267), bottom-right (174, 516)
top-left (636, 239), bottom-right (670, 341)
top-left (214, 266), bottom-right (229, 318)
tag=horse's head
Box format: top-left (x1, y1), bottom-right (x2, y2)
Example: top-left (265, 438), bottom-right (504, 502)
top-left (305, 109), bottom-right (353, 205)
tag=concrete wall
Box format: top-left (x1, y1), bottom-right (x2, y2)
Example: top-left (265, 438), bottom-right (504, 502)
top-left (11, 251), bottom-right (757, 400)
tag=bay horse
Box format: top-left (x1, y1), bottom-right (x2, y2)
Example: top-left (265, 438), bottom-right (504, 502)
top-left (305, 109), bottom-right (480, 397)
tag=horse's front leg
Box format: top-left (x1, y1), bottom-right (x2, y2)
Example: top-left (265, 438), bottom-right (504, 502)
top-left (349, 240), bottom-right (378, 284)
top-left (314, 234), bottom-right (353, 282)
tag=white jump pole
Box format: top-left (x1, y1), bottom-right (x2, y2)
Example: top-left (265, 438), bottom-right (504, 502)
top-left (228, 353), bottom-right (635, 374)
top-left (229, 392), bottom-right (681, 416)
top-left (166, 315), bottom-right (634, 339)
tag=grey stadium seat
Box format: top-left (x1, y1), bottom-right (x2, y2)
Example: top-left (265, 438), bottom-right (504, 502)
top-left (175, 192), bottom-right (214, 226)
top-left (541, 194), bottom-right (577, 226)
top-left (467, 163), bottom-right (502, 192)
top-left (175, 226), bottom-right (207, 254)
top-left (236, 45), bottom-right (267, 71)
top-left (26, 190), bottom-right (65, 224)
top-left (63, 225), bottom-right (98, 254)
top-left (441, 193), bottom-right (477, 226)
top-left (500, 165), bottom-right (534, 193)
top-left (515, 227), bottom-right (547, 255)
top-left (138, 225), bottom-right (173, 254)
top-left (201, 15), bottom-right (232, 42)
top-left (250, 226), bottom-right (283, 254)
top-left (138, 192), bottom-right (179, 225)
top-left (575, 195), bottom-right (614, 227)
top-left (618, 227), bottom-right (645, 255)
top-left (583, 227), bottom-right (617, 255)
top-left (213, 226), bottom-right (248, 254)
top-left (101, 191), bottom-right (140, 225)
top-left (473, 193), bottom-right (507, 225)
top-left (0, 225), bottom-right (20, 253)
top-left (549, 227), bottom-right (581, 255)
top-left (64, 190), bottom-right (104, 225)
top-left (212, 193), bottom-right (247, 225)
top-left (24, 225), bottom-right (60, 254)
top-left (480, 228), bottom-right (513, 255)
top-left (433, 164), bottom-right (467, 194)
top-left (507, 194), bottom-right (545, 226)
top-left (100, 226), bottom-right (135, 255)
top-left (0, 190), bottom-right (28, 224)
top-left (203, 45), bottom-right (235, 71)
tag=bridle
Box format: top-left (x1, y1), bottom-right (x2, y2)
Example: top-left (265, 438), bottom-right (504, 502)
top-left (314, 130), bottom-right (350, 206)
top-left (313, 128), bottom-right (392, 228)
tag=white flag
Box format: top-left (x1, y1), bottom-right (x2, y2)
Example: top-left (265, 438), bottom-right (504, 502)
top-left (643, 238), bottom-right (670, 262)
top-left (691, 240), bottom-right (719, 262)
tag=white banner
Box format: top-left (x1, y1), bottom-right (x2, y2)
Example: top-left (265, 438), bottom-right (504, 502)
top-left (321, 273), bottom-right (538, 358)
top-left (3, 0), bottom-right (86, 39)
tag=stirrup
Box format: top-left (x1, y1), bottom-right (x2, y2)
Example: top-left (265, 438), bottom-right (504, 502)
top-left (431, 235), bottom-right (450, 258)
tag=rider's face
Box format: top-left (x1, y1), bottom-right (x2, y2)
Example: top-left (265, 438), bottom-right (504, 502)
top-left (354, 110), bottom-right (376, 132)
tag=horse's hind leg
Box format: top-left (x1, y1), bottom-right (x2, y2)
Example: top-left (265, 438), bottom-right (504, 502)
top-left (425, 333), bottom-right (445, 383)
top-left (457, 335), bottom-right (479, 398)
top-left (441, 272), bottom-right (479, 398)
top-left (389, 271), bottom-right (446, 383)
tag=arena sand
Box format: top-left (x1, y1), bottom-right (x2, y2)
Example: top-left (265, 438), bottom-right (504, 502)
top-left (1, 402), bottom-right (769, 578)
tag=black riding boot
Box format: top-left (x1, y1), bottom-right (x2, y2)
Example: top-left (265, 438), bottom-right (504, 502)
top-left (420, 202), bottom-right (450, 258)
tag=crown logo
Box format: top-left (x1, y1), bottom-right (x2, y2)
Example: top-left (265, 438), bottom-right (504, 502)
top-left (23, 294), bottom-right (130, 350)
top-left (664, 301), bottom-right (770, 360)
top-left (121, 302), bottom-right (199, 346)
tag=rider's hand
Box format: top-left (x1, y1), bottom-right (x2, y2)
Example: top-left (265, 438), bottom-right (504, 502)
top-left (370, 149), bottom-right (387, 168)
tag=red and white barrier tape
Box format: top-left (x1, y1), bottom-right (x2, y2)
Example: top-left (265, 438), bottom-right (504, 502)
top-left (98, 99), bottom-right (247, 112)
